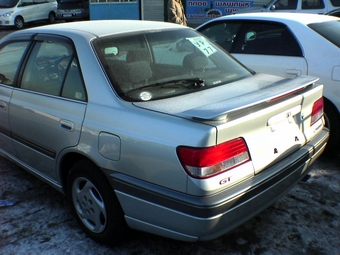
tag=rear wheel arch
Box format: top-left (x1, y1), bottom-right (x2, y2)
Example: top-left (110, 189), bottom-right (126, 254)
top-left (65, 158), bottom-right (129, 244)
top-left (60, 152), bottom-right (88, 194)
top-left (323, 97), bottom-right (340, 155)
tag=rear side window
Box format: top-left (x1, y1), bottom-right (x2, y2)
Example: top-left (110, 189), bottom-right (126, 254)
top-left (232, 21), bottom-right (303, 57)
top-left (20, 39), bottom-right (87, 101)
top-left (0, 41), bottom-right (29, 86)
top-left (301, 0), bottom-right (325, 9)
top-left (308, 20), bottom-right (340, 48)
top-left (199, 21), bottom-right (302, 57)
top-left (330, 0), bottom-right (340, 6)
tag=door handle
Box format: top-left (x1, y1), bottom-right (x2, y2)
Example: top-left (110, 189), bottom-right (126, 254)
top-left (0, 101), bottom-right (7, 109)
top-left (285, 69), bottom-right (301, 77)
top-left (60, 119), bottom-right (75, 132)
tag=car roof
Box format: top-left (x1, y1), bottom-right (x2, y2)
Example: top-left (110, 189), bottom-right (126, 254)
top-left (13, 20), bottom-right (187, 38)
top-left (203, 12), bottom-right (339, 25)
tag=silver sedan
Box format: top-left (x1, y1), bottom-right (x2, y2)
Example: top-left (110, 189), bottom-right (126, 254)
top-left (0, 20), bottom-right (329, 244)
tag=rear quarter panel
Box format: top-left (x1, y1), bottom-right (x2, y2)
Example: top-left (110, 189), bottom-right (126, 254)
top-left (77, 101), bottom-right (217, 193)
top-left (290, 22), bottom-right (340, 112)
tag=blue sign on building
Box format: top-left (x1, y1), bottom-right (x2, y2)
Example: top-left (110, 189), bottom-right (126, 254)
top-left (186, 0), bottom-right (254, 24)
top-left (90, 0), bottom-right (140, 20)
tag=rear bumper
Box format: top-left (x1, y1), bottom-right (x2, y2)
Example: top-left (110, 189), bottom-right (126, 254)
top-left (56, 11), bottom-right (89, 20)
top-left (107, 127), bottom-right (329, 242)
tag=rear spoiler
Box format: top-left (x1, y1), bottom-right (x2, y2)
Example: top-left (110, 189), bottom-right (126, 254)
top-left (180, 75), bottom-right (319, 121)
top-left (134, 74), bottom-right (319, 121)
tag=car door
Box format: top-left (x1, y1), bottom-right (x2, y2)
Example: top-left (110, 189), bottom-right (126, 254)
top-left (9, 34), bottom-right (87, 181)
top-left (35, 0), bottom-right (53, 20)
top-left (270, 0), bottom-right (299, 12)
top-left (18, 0), bottom-right (37, 22)
top-left (33, 0), bottom-right (44, 20)
top-left (199, 20), bottom-right (308, 77)
top-left (0, 40), bottom-right (30, 157)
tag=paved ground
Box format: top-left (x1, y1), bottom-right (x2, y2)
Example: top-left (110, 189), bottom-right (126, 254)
top-left (0, 151), bottom-right (339, 255)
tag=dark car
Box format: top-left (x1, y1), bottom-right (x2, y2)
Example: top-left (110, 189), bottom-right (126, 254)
top-left (326, 7), bottom-right (340, 16)
top-left (56, 0), bottom-right (89, 21)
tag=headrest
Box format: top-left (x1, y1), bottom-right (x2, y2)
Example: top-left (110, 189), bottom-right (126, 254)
top-left (126, 49), bottom-right (151, 63)
top-left (107, 59), bottom-right (152, 85)
top-left (125, 61), bottom-right (152, 83)
top-left (183, 53), bottom-right (208, 71)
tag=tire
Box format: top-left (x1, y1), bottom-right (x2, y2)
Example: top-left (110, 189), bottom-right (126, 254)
top-left (14, 16), bottom-right (24, 29)
top-left (323, 100), bottom-right (340, 155)
top-left (48, 12), bottom-right (56, 24)
top-left (67, 160), bottom-right (128, 244)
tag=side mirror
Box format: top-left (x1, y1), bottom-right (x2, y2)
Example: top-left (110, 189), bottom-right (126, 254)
top-left (270, 4), bottom-right (276, 10)
top-left (245, 31), bottom-right (256, 41)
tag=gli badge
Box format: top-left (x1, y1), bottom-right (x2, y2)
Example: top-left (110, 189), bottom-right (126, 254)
top-left (219, 176), bottom-right (232, 185)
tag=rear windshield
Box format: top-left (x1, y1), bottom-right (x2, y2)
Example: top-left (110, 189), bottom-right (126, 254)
top-left (308, 20), bottom-right (340, 48)
top-left (93, 28), bottom-right (252, 102)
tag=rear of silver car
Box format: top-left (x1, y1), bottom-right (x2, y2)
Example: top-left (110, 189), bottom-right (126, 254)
top-left (86, 26), bottom-right (329, 241)
top-left (103, 75), bottom-right (328, 241)
top-left (0, 22), bottom-right (327, 244)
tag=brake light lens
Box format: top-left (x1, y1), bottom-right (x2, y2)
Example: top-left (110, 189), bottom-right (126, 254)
top-left (311, 97), bottom-right (324, 126)
top-left (177, 138), bottom-right (250, 179)
top-left (269, 87), bottom-right (306, 102)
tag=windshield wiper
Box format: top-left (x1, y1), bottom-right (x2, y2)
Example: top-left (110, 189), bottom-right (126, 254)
top-left (125, 78), bottom-right (206, 96)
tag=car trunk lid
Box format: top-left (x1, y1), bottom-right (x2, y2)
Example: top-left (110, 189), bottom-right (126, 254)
top-left (134, 73), bottom-right (324, 174)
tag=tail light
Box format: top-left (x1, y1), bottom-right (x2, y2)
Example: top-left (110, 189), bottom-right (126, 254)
top-left (177, 138), bottom-right (250, 179)
top-left (311, 97), bottom-right (324, 126)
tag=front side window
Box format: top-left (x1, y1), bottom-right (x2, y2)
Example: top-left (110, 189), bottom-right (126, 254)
top-left (93, 29), bottom-right (252, 102)
top-left (199, 21), bottom-right (242, 52)
top-left (0, 41), bottom-right (29, 86)
top-left (21, 0), bottom-right (34, 6)
top-left (21, 39), bottom-right (87, 101)
top-left (274, 0), bottom-right (298, 10)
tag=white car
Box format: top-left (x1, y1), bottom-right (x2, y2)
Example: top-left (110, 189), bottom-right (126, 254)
top-left (197, 13), bottom-right (340, 154)
top-left (235, 0), bottom-right (339, 14)
top-left (0, 0), bottom-right (57, 29)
